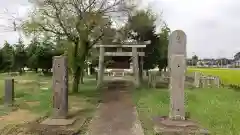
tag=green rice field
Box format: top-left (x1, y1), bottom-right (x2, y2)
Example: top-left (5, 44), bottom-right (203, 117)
top-left (188, 68), bottom-right (240, 86)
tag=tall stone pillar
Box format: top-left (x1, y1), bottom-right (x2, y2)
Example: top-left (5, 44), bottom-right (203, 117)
top-left (52, 56), bottom-right (68, 119)
top-left (168, 30), bottom-right (187, 120)
top-left (132, 47), bottom-right (140, 88)
top-left (4, 78), bottom-right (14, 107)
top-left (97, 47), bottom-right (105, 89)
top-left (153, 30), bottom-right (209, 135)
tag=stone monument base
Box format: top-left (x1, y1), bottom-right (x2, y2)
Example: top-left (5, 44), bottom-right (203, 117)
top-left (41, 118), bottom-right (76, 126)
top-left (153, 116), bottom-right (210, 135)
top-left (0, 104), bottom-right (18, 112)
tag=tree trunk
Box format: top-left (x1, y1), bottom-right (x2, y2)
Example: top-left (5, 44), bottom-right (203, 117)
top-left (18, 68), bottom-right (23, 75)
top-left (35, 68), bottom-right (38, 73)
top-left (139, 57), bottom-right (143, 83)
top-left (80, 68), bottom-right (84, 84)
top-left (139, 68), bottom-right (143, 82)
top-left (72, 67), bottom-right (81, 93)
top-left (95, 72), bottom-right (98, 80)
top-left (71, 41), bottom-right (87, 92)
top-left (71, 55), bottom-right (86, 92)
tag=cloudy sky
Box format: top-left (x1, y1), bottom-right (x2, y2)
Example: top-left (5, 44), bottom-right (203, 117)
top-left (0, 0), bottom-right (240, 59)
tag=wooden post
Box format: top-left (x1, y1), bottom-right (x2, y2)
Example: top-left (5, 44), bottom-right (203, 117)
top-left (4, 78), bottom-right (14, 107)
top-left (168, 30), bottom-right (187, 120)
top-left (97, 47), bottom-right (105, 88)
top-left (132, 47), bottom-right (140, 88)
top-left (52, 56), bottom-right (68, 119)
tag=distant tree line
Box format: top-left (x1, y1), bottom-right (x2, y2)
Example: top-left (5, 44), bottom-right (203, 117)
top-left (1, 10), bottom-right (171, 78)
top-left (15, 0), bottom-right (170, 92)
top-left (0, 38), bottom-right (64, 74)
top-left (187, 55), bottom-right (233, 66)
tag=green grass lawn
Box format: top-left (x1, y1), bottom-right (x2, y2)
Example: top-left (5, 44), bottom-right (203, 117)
top-left (0, 72), bottom-right (99, 133)
top-left (188, 68), bottom-right (240, 86)
top-left (11, 79), bottom-right (99, 115)
top-left (0, 72), bottom-right (52, 98)
top-left (0, 72), bottom-right (97, 101)
top-left (0, 72), bottom-right (99, 115)
top-left (134, 87), bottom-right (240, 135)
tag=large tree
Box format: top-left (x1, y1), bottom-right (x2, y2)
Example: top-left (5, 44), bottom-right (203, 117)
top-left (126, 9), bottom-right (169, 77)
top-left (126, 9), bottom-right (158, 82)
top-left (26, 38), bottom-right (41, 72)
top-left (157, 24), bottom-right (170, 71)
top-left (191, 55), bottom-right (199, 66)
top-left (1, 41), bottom-right (15, 72)
top-left (234, 52), bottom-right (240, 60)
top-left (22, 0), bottom-right (134, 92)
top-left (14, 39), bottom-right (27, 74)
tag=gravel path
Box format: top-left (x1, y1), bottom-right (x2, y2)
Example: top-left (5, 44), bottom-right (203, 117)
top-left (86, 80), bottom-right (144, 135)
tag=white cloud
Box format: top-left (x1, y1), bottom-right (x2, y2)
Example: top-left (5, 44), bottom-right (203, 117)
top-left (0, 0), bottom-right (240, 59)
top-left (0, 0), bottom-right (31, 45)
top-left (146, 0), bottom-right (240, 59)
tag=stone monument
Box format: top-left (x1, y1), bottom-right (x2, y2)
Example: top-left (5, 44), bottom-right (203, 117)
top-left (52, 56), bottom-right (68, 119)
top-left (41, 56), bottom-right (76, 126)
top-left (97, 47), bottom-right (105, 89)
top-left (168, 30), bottom-right (186, 120)
top-left (148, 71), bottom-right (157, 88)
top-left (153, 30), bottom-right (209, 135)
top-left (4, 78), bottom-right (14, 107)
top-left (132, 47), bottom-right (140, 88)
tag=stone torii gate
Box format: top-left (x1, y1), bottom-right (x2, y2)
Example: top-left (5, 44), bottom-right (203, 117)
top-left (94, 41), bottom-right (150, 88)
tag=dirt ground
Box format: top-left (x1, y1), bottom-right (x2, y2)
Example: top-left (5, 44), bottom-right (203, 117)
top-left (0, 79), bottom-right (144, 135)
top-left (0, 99), bottom-right (93, 135)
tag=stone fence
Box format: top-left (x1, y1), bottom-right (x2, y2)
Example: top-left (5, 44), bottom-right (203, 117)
top-left (160, 71), bottom-right (221, 89)
top-left (148, 71), bottom-right (157, 88)
top-left (187, 72), bottom-right (221, 88)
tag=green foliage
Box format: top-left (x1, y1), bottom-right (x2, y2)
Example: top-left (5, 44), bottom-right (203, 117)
top-left (234, 52), bottom-right (240, 60)
top-left (0, 38), bottom-right (64, 74)
top-left (191, 55), bottom-right (199, 66)
top-left (126, 9), bottom-right (170, 70)
top-left (14, 39), bottom-right (27, 73)
top-left (157, 24), bottom-right (170, 70)
top-left (1, 41), bottom-right (15, 72)
top-left (127, 10), bottom-right (157, 69)
top-left (21, 0), bottom-right (132, 92)
top-left (26, 39), bottom-right (40, 71)
top-left (128, 10), bottom-right (157, 40)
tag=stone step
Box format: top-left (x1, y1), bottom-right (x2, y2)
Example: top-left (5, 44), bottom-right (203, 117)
top-left (153, 117), bottom-right (210, 135)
